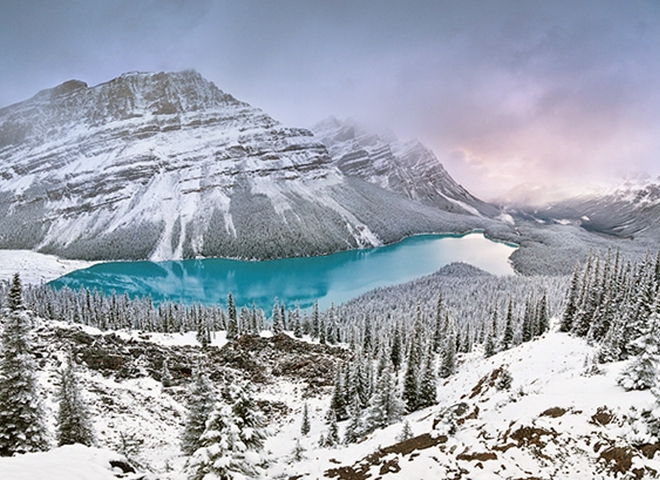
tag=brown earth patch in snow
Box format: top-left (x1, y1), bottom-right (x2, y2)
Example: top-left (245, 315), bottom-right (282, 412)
top-left (456, 450), bottom-right (497, 462)
top-left (639, 442), bottom-right (660, 459)
top-left (324, 433), bottom-right (447, 480)
top-left (540, 407), bottom-right (567, 418)
top-left (469, 366), bottom-right (505, 399)
top-left (590, 406), bottom-right (615, 426)
top-left (47, 325), bottom-right (348, 389)
top-left (599, 446), bottom-right (634, 475)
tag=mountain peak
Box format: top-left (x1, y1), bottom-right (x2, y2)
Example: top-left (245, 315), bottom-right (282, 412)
top-left (311, 118), bottom-right (499, 217)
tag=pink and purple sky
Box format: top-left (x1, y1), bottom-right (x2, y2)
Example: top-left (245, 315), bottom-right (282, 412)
top-left (1, 0), bottom-right (659, 202)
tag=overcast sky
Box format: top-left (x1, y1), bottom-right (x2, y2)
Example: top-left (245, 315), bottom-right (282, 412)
top-left (2, 0), bottom-right (660, 201)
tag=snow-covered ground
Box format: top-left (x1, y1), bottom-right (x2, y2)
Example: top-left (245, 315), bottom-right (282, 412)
top-left (0, 444), bottom-right (142, 480)
top-left (4, 317), bottom-right (660, 479)
top-left (0, 250), bottom-right (95, 285)
top-left (269, 329), bottom-right (660, 479)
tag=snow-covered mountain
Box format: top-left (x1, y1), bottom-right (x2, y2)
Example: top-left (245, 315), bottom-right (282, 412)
top-left (0, 71), bottom-right (494, 262)
top-left (518, 177), bottom-right (660, 241)
top-left (312, 117), bottom-right (499, 217)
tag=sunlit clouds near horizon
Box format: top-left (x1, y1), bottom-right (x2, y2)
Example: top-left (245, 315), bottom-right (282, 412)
top-left (1, 0), bottom-right (660, 202)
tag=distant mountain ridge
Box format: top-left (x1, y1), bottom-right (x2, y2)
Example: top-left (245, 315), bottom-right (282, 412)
top-left (516, 177), bottom-right (660, 240)
top-left (0, 70), bottom-right (497, 261)
top-left (312, 117), bottom-right (499, 217)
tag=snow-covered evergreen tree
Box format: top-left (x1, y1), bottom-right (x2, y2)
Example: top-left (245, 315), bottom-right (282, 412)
top-left (417, 347), bottom-right (438, 409)
top-left (6, 273), bottom-right (23, 312)
top-left (397, 420), bottom-right (414, 442)
top-left (161, 358), bottom-right (173, 388)
top-left (56, 354), bottom-right (95, 447)
top-left (189, 380), bottom-right (267, 480)
top-left (403, 310), bottom-right (424, 412)
top-left (301, 402), bottom-right (311, 436)
top-left (537, 291), bottom-right (549, 336)
top-left (181, 368), bottom-right (216, 456)
top-left (390, 322), bottom-right (402, 371)
top-left (439, 324), bottom-right (457, 379)
top-left (328, 363), bottom-right (348, 421)
top-left (226, 293), bottom-right (238, 341)
top-left (196, 318), bottom-right (211, 348)
top-left (501, 300), bottom-right (515, 351)
top-left (484, 308), bottom-right (498, 358)
top-left (618, 299), bottom-right (660, 391)
top-left (343, 395), bottom-right (363, 444)
top-left (363, 364), bottom-right (405, 433)
top-left (432, 294), bottom-right (445, 353)
top-left (324, 410), bottom-right (340, 447)
top-left (311, 301), bottom-right (320, 340)
top-left (271, 298), bottom-right (283, 335)
top-left (292, 304), bottom-right (302, 338)
top-left (0, 305), bottom-right (49, 456)
top-left (560, 264), bottom-right (581, 332)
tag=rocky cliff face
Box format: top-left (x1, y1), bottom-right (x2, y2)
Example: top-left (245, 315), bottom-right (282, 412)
top-left (0, 71), bottom-right (494, 261)
top-left (312, 117), bottom-right (499, 217)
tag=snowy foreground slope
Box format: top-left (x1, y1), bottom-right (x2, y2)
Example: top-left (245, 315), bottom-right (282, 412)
top-left (283, 332), bottom-right (660, 480)
top-left (0, 444), bottom-right (144, 480)
top-left (5, 316), bottom-right (660, 480)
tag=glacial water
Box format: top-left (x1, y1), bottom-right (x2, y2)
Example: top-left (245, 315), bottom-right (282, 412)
top-left (49, 232), bottom-right (516, 311)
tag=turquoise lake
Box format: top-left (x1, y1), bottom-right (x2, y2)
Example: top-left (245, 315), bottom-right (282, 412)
top-left (49, 232), bottom-right (516, 311)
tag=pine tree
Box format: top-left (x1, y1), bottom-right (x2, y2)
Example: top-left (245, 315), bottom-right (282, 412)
top-left (537, 292), bottom-right (549, 336)
top-left (432, 294), bottom-right (445, 353)
top-left (56, 354), bottom-right (95, 447)
top-left (397, 420), bottom-right (413, 442)
top-left (622, 264), bottom-right (656, 358)
top-left (521, 297), bottom-right (534, 343)
top-left (311, 301), bottom-right (320, 340)
top-left (403, 323), bottom-right (423, 412)
top-left (319, 313), bottom-right (326, 345)
top-left (196, 318), bottom-right (210, 348)
top-left (301, 402), bottom-right (311, 436)
top-left (618, 299), bottom-right (660, 391)
top-left (293, 303), bottom-right (302, 338)
top-left (501, 300), bottom-right (515, 351)
top-left (363, 364), bottom-right (405, 433)
top-left (292, 438), bottom-right (306, 462)
top-left (226, 293), bottom-right (238, 341)
top-left (161, 358), bottom-right (173, 388)
top-left (343, 395), bottom-right (363, 444)
top-left (325, 410), bottom-right (340, 447)
top-left (390, 323), bottom-right (402, 371)
top-left (439, 324), bottom-right (457, 379)
top-left (6, 273), bottom-right (23, 312)
top-left (484, 308), bottom-right (498, 358)
top-left (417, 347), bottom-right (438, 409)
top-left (181, 368), bottom-right (216, 455)
top-left (0, 309), bottom-right (49, 456)
top-left (328, 363), bottom-right (348, 421)
top-left (560, 263), bottom-right (581, 332)
top-left (326, 304), bottom-right (337, 345)
top-left (362, 314), bottom-right (372, 352)
top-left (189, 381), bottom-right (267, 479)
top-left (272, 298), bottom-right (282, 335)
